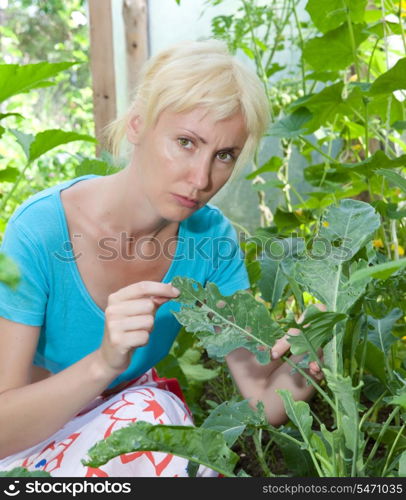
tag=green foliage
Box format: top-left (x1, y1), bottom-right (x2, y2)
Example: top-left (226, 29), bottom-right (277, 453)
top-left (82, 420), bottom-right (240, 477)
top-left (0, 467), bottom-right (51, 477)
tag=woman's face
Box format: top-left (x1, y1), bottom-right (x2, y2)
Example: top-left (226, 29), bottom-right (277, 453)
top-left (128, 106), bottom-right (248, 222)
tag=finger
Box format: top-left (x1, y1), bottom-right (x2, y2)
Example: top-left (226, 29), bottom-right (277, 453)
top-left (106, 298), bottom-right (156, 318)
top-left (109, 281), bottom-right (180, 303)
top-left (309, 361), bottom-right (321, 373)
top-left (108, 315), bottom-right (154, 334)
top-left (271, 335), bottom-right (292, 359)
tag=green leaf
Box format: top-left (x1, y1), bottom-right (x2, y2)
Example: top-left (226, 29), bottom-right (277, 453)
top-left (0, 166), bottom-right (20, 183)
top-left (350, 259), bottom-right (406, 282)
top-left (287, 307), bottom-right (347, 362)
top-left (303, 24), bottom-right (368, 71)
top-left (82, 420), bottom-right (239, 477)
top-left (171, 276), bottom-right (284, 364)
top-left (324, 369), bottom-right (364, 456)
top-left (75, 158), bottom-right (120, 177)
top-left (338, 151), bottom-right (406, 176)
top-left (245, 156), bottom-right (283, 179)
top-left (370, 58), bottom-right (406, 95)
top-left (0, 62), bottom-right (77, 103)
top-left (155, 353), bottom-right (188, 389)
top-left (179, 348), bottom-right (220, 382)
top-left (277, 390), bottom-right (313, 442)
top-left (387, 388), bottom-right (406, 410)
top-left (305, 0), bottom-right (367, 33)
top-left (0, 253), bottom-right (21, 289)
top-left (10, 129), bottom-right (35, 160)
top-left (282, 200), bottom-right (381, 312)
top-left (274, 208), bottom-right (301, 231)
top-left (364, 423), bottom-right (406, 453)
top-left (202, 400), bottom-right (266, 447)
top-left (399, 451), bottom-right (406, 477)
top-left (356, 341), bottom-right (387, 384)
top-left (377, 169), bottom-right (406, 194)
top-left (367, 308), bottom-right (403, 353)
top-left (251, 179), bottom-right (285, 190)
top-left (258, 238), bottom-right (305, 307)
top-left (268, 108), bottom-right (313, 138)
top-left (29, 130), bottom-right (97, 162)
top-left (0, 467), bottom-right (51, 477)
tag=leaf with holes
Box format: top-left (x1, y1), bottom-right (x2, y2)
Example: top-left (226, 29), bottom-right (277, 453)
top-left (171, 276), bottom-right (284, 364)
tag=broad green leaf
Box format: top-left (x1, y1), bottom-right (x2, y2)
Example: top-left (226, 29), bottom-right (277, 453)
top-left (202, 400), bottom-right (266, 447)
top-left (304, 24), bottom-right (368, 71)
top-left (29, 130), bottom-right (97, 163)
top-left (258, 237), bottom-right (305, 308)
top-left (305, 0), bottom-right (367, 33)
top-left (356, 340), bottom-right (388, 384)
top-left (0, 166), bottom-right (19, 183)
top-left (0, 253), bottom-right (21, 289)
top-left (171, 277), bottom-right (284, 364)
top-left (370, 58), bottom-right (406, 95)
top-left (245, 156), bottom-right (283, 180)
top-left (367, 308), bottom-right (403, 353)
top-left (268, 108), bottom-right (312, 138)
top-left (0, 62), bottom-right (76, 103)
top-left (277, 390), bottom-right (313, 442)
top-left (350, 259), bottom-right (406, 282)
top-left (338, 151), bottom-right (406, 176)
top-left (393, 121), bottom-right (406, 131)
top-left (10, 129), bottom-right (34, 160)
top-left (377, 169), bottom-right (406, 194)
top-left (75, 158), bottom-right (120, 177)
top-left (273, 208), bottom-right (301, 231)
top-left (287, 307), bottom-right (347, 362)
top-left (0, 467), bottom-right (51, 477)
top-left (82, 420), bottom-right (239, 477)
top-left (282, 200), bottom-right (380, 313)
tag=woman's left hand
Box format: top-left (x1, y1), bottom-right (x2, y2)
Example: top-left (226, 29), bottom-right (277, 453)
top-left (271, 303), bottom-right (326, 382)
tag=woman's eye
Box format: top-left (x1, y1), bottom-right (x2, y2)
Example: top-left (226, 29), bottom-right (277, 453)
top-left (217, 151), bottom-right (234, 163)
top-left (177, 137), bottom-right (193, 149)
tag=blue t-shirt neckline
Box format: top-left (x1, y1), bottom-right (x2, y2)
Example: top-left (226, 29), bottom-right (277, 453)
top-left (55, 174), bottom-right (186, 317)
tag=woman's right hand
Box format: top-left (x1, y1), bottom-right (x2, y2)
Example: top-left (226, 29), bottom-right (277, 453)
top-left (98, 281), bottom-right (180, 375)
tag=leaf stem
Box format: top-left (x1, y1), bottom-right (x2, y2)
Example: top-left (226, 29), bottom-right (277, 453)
top-left (381, 422), bottom-right (406, 476)
top-left (363, 405), bottom-right (400, 471)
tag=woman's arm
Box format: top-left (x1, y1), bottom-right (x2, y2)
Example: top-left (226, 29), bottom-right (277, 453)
top-left (225, 291), bottom-right (323, 427)
top-left (0, 316), bottom-right (119, 459)
top-left (0, 281), bottom-right (180, 459)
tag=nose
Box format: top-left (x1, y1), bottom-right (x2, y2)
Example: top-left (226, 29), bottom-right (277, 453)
top-left (187, 153), bottom-right (211, 190)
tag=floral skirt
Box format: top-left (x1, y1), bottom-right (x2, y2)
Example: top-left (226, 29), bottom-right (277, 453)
top-left (0, 369), bottom-right (217, 477)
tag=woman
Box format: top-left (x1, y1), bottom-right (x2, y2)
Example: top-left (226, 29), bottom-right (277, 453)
top-left (0, 40), bottom-right (321, 477)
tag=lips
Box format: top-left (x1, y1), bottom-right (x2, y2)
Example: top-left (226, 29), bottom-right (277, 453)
top-left (172, 193), bottom-right (199, 208)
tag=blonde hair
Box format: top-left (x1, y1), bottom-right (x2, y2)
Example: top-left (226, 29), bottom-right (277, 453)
top-left (106, 39), bottom-right (270, 177)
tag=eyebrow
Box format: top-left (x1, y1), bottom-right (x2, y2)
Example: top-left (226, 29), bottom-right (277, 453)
top-left (183, 129), bottom-right (242, 151)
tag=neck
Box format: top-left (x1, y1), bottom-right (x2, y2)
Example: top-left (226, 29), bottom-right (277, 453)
top-left (93, 167), bottom-right (173, 241)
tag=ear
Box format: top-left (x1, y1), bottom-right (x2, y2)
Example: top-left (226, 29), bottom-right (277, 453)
top-left (126, 114), bottom-right (143, 144)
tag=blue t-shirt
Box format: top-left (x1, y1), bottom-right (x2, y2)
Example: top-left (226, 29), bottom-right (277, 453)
top-left (0, 175), bottom-right (249, 388)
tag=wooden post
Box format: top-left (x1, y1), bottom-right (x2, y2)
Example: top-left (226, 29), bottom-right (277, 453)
top-left (88, 0), bottom-right (117, 152)
top-left (88, 0), bottom-right (149, 154)
top-left (123, 0), bottom-right (149, 99)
